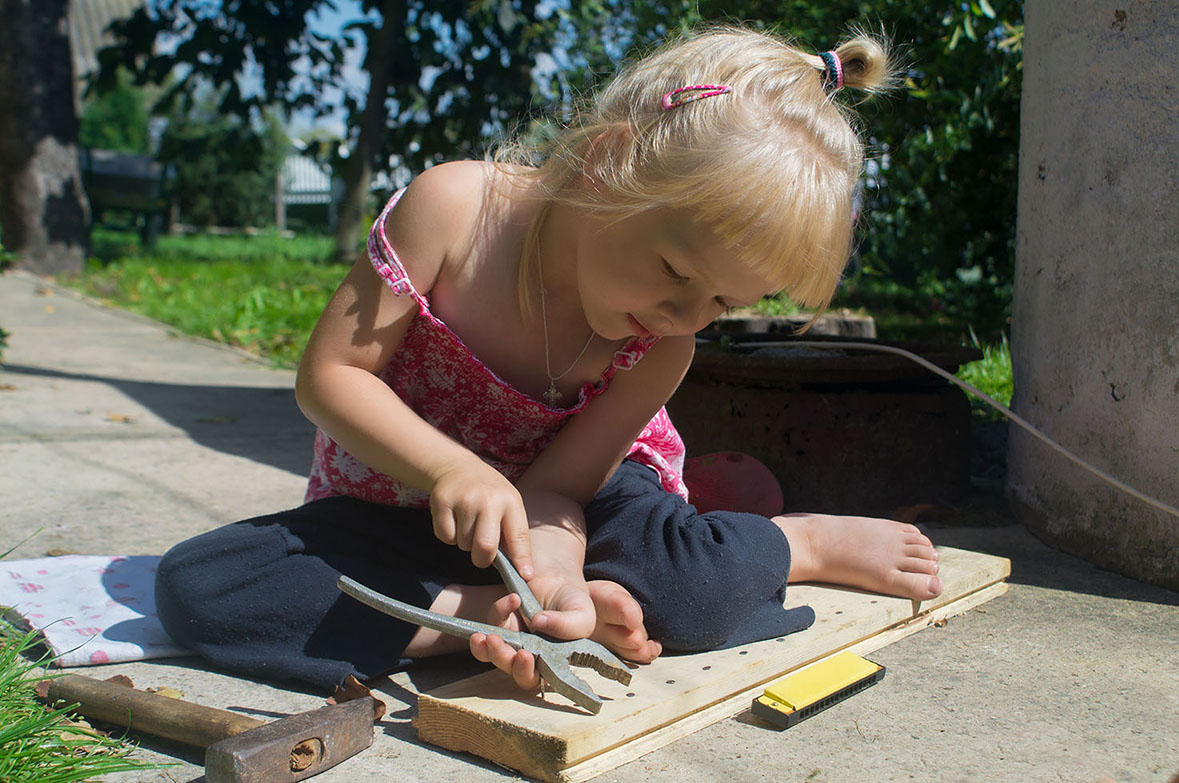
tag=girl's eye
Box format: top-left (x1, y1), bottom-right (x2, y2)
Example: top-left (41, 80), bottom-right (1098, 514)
top-left (662, 259), bottom-right (688, 281)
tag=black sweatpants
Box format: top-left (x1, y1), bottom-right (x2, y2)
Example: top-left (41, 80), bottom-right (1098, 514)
top-left (155, 461), bottom-right (814, 691)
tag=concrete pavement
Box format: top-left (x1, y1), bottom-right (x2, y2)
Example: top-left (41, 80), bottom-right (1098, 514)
top-left (1, 268), bottom-right (1176, 783)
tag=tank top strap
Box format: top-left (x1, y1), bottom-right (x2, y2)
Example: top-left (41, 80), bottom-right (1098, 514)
top-left (599, 335), bottom-right (661, 383)
top-left (366, 189), bottom-right (421, 300)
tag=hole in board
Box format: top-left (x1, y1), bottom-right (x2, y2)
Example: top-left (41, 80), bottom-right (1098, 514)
top-left (870, 600), bottom-right (878, 604)
top-left (666, 679), bottom-right (676, 685)
top-left (739, 650), bottom-right (748, 655)
top-left (835, 610), bottom-right (843, 615)
top-left (626, 692), bottom-right (635, 698)
top-left (702, 665), bottom-right (711, 670)
top-left (776, 637), bottom-right (785, 642)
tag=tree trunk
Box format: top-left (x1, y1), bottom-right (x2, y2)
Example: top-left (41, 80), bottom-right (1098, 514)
top-left (0, 0), bottom-right (91, 274)
top-left (333, 0), bottom-right (404, 263)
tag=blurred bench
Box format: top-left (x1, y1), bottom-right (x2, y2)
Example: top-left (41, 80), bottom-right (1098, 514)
top-left (78, 148), bottom-right (173, 247)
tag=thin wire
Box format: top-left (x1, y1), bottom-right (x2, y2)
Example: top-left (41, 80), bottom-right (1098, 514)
top-left (739, 340), bottom-right (1179, 521)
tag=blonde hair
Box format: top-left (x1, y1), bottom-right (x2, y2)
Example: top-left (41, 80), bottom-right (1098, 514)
top-left (497, 25), bottom-right (894, 318)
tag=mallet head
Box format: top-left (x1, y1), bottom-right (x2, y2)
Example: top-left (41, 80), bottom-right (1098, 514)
top-left (204, 697), bottom-right (375, 783)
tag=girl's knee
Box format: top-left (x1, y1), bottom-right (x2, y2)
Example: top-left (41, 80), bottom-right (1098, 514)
top-left (586, 503), bottom-right (792, 653)
top-left (155, 522), bottom-right (286, 645)
top-left (640, 597), bottom-right (743, 652)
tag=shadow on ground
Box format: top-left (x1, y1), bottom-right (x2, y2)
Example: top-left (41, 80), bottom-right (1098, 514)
top-left (3, 363), bottom-right (315, 477)
top-left (932, 523), bottom-right (1178, 606)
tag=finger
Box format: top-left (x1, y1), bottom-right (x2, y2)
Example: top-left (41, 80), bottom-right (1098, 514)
top-left (477, 633), bottom-right (528, 677)
top-left (431, 506), bottom-right (457, 546)
top-left (510, 648), bottom-right (541, 691)
top-left (617, 632), bottom-right (664, 660)
top-left (454, 506), bottom-right (478, 553)
top-left (488, 593), bottom-right (523, 630)
top-left (533, 603), bottom-right (596, 640)
top-left (470, 513), bottom-right (499, 569)
top-left (469, 632), bottom-right (492, 663)
top-left (499, 502), bottom-right (533, 580)
top-left (592, 583), bottom-right (644, 629)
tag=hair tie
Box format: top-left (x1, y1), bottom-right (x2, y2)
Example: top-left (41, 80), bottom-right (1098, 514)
top-left (818, 51), bottom-right (844, 92)
top-left (661, 84), bottom-right (732, 111)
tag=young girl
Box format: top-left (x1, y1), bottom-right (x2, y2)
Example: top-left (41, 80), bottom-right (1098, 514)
top-left (156, 26), bottom-right (942, 698)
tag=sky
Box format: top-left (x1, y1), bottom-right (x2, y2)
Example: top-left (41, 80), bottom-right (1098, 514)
top-left (290, 0), bottom-right (375, 138)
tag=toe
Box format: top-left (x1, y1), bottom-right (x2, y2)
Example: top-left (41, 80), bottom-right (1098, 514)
top-left (893, 571), bottom-right (943, 600)
top-left (901, 555), bottom-right (940, 575)
top-left (904, 541), bottom-right (938, 560)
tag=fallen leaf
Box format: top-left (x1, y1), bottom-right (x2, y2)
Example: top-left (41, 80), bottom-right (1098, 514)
top-left (933, 618), bottom-right (948, 628)
top-left (0, 384), bottom-right (17, 391)
top-left (104, 675), bottom-right (135, 688)
top-left (146, 686), bottom-right (184, 699)
top-left (105, 412), bottom-right (134, 423)
top-left (44, 305), bottom-right (55, 314)
top-left (329, 674), bottom-right (387, 720)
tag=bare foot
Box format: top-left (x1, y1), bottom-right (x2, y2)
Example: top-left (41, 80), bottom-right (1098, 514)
top-left (775, 513), bottom-right (943, 600)
top-left (587, 580), bottom-right (662, 663)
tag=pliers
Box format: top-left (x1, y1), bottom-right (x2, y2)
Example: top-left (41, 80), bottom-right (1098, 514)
top-left (337, 551), bottom-right (632, 714)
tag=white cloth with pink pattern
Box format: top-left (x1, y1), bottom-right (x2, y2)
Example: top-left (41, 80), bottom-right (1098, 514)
top-left (0, 555), bottom-right (188, 666)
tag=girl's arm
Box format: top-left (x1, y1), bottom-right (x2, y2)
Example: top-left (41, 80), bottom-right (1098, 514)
top-left (294, 165), bottom-right (534, 577)
top-left (511, 334), bottom-right (696, 636)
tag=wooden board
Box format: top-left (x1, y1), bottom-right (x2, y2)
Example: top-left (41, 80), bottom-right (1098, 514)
top-left (414, 546), bottom-right (1010, 781)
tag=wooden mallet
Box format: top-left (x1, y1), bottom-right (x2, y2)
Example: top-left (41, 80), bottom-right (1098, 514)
top-left (37, 673), bottom-right (376, 783)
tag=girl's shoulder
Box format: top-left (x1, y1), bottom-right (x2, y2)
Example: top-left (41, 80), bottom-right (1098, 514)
top-left (379, 160), bottom-right (502, 294)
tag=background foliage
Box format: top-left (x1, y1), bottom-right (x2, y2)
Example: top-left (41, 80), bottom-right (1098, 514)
top-left (156, 99), bottom-right (288, 228)
top-left (95, 0), bottom-right (1023, 339)
top-left (608, 0), bottom-right (1023, 340)
top-left (78, 67), bottom-right (153, 155)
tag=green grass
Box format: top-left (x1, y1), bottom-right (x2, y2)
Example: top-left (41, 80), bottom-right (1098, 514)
top-left (955, 331), bottom-right (1014, 419)
top-left (64, 230), bottom-right (349, 368)
top-left (0, 624), bottom-right (160, 782)
top-left (91, 227), bottom-right (336, 266)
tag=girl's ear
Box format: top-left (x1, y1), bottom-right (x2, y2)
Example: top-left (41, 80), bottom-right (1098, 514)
top-left (582, 123), bottom-right (632, 196)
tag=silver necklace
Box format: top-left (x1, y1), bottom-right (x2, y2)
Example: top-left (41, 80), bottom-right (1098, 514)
top-left (537, 257), bottom-right (595, 407)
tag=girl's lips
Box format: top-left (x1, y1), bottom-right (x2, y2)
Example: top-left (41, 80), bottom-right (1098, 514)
top-left (628, 314), bottom-right (653, 338)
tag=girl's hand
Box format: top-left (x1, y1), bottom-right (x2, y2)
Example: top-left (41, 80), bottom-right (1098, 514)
top-left (468, 578), bottom-right (597, 692)
top-left (468, 592), bottom-right (538, 691)
top-left (429, 461), bottom-right (533, 577)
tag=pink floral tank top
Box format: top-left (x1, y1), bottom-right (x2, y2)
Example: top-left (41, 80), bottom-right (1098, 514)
top-left (305, 190), bottom-right (688, 508)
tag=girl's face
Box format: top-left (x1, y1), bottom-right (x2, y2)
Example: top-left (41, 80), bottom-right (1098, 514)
top-left (574, 207), bottom-right (775, 341)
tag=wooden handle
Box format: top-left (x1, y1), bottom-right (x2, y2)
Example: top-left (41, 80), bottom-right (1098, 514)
top-left (42, 674), bottom-right (264, 748)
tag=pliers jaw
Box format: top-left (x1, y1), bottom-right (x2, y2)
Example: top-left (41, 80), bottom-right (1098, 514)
top-left (529, 638), bottom-right (632, 715)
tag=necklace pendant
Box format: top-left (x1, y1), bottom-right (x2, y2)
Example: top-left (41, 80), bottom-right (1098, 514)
top-left (543, 382), bottom-right (562, 407)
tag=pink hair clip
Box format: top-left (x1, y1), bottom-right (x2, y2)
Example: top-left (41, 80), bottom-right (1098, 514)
top-left (661, 84), bottom-right (733, 111)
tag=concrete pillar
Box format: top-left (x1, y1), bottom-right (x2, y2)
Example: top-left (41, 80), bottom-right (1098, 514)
top-left (1008, 1), bottom-right (1179, 590)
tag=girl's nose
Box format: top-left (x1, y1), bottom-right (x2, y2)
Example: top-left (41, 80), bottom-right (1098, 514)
top-left (656, 295), bottom-right (712, 335)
